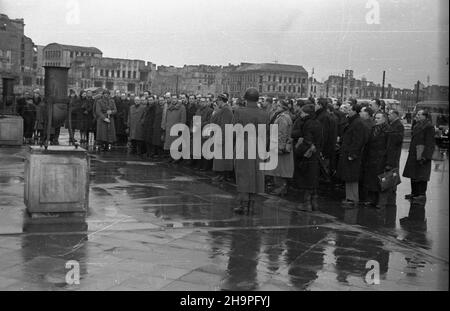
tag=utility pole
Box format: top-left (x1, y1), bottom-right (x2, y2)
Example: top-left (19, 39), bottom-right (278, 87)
top-left (341, 74), bottom-right (344, 102)
top-left (381, 70), bottom-right (385, 98)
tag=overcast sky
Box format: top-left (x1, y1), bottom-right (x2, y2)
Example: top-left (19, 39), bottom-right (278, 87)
top-left (1, 0), bottom-right (449, 88)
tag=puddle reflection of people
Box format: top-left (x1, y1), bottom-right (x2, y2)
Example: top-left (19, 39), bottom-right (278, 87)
top-left (222, 220), bottom-right (262, 290)
top-left (284, 213), bottom-right (326, 289)
top-left (334, 231), bottom-right (389, 285)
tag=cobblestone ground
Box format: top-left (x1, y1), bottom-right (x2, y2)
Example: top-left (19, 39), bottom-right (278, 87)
top-left (0, 131), bottom-right (448, 291)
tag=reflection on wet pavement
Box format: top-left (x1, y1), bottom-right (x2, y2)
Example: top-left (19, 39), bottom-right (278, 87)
top-left (0, 144), bottom-right (448, 291)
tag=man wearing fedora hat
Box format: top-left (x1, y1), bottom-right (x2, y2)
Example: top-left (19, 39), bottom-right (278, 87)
top-left (233, 88), bottom-right (270, 214)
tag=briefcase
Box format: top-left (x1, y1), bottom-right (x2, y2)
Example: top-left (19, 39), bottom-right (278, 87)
top-left (377, 168), bottom-right (401, 192)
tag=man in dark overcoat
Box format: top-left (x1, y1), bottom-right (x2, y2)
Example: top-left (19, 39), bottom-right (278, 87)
top-left (402, 109), bottom-right (435, 201)
top-left (233, 88), bottom-right (270, 214)
top-left (337, 104), bottom-right (370, 206)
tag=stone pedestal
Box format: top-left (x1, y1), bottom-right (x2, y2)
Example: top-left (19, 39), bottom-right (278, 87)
top-left (0, 115), bottom-right (23, 146)
top-left (24, 146), bottom-right (90, 218)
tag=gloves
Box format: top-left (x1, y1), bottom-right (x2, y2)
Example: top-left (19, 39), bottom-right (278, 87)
top-left (104, 118), bottom-right (110, 123)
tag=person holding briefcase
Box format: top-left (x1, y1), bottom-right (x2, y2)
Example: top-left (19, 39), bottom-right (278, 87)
top-left (402, 109), bottom-right (435, 202)
top-left (361, 112), bottom-right (395, 208)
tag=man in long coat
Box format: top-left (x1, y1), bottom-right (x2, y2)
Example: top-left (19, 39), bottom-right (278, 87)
top-left (402, 109), bottom-right (435, 201)
top-left (114, 93), bottom-right (130, 145)
top-left (233, 88), bottom-right (270, 214)
top-left (385, 109), bottom-right (405, 212)
top-left (95, 90), bottom-right (117, 151)
top-left (361, 112), bottom-right (392, 208)
top-left (151, 97), bottom-right (165, 158)
top-left (291, 103), bottom-right (323, 211)
top-left (142, 96), bottom-right (155, 158)
top-left (163, 97), bottom-right (186, 159)
top-left (337, 104), bottom-right (370, 206)
top-left (314, 98), bottom-right (335, 180)
top-left (211, 93), bottom-right (234, 181)
top-left (127, 96), bottom-right (146, 155)
top-left (194, 97), bottom-right (213, 169)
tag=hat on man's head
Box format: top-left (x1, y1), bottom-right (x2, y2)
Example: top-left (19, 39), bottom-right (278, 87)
top-left (217, 93), bottom-right (228, 102)
top-left (301, 104), bottom-right (315, 115)
top-left (280, 100), bottom-right (290, 110)
top-left (243, 87), bottom-right (259, 102)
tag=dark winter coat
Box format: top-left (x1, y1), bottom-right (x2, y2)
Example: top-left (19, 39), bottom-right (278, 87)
top-left (95, 97), bottom-right (117, 143)
top-left (142, 103), bottom-right (155, 144)
top-left (314, 108), bottom-right (332, 156)
top-left (17, 97), bottom-right (36, 138)
top-left (361, 123), bottom-right (390, 192)
top-left (386, 118), bottom-right (405, 168)
top-left (79, 97), bottom-right (95, 133)
top-left (66, 97), bottom-right (83, 130)
top-left (152, 103), bottom-right (164, 147)
top-left (127, 104), bottom-right (146, 141)
top-left (232, 102), bottom-right (270, 194)
top-left (163, 102), bottom-right (186, 150)
top-left (114, 98), bottom-right (130, 137)
top-left (403, 119), bottom-right (435, 181)
top-left (291, 114), bottom-right (323, 189)
top-left (211, 104), bottom-right (234, 172)
top-left (337, 114), bottom-right (370, 182)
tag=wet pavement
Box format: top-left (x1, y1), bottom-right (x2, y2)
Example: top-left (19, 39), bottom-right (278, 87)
top-left (0, 131), bottom-right (448, 291)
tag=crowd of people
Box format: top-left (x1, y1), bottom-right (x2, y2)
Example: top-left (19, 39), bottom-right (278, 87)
top-left (15, 87), bottom-right (436, 215)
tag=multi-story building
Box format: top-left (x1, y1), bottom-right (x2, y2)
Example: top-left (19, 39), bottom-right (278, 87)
top-left (42, 43), bottom-right (102, 68)
top-left (42, 43), bottom-right (155, 94)
top-left (0, 13), bottom-right (38, 96)
top-left (70, 56), bottom-right (156, 94)
top-left (152, 64), bottom-right (224, 96)
top-left (226, 63), bottom-right (308, 99)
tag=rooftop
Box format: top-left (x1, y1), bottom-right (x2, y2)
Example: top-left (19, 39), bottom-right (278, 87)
top-left (236, 63), bottom-right (308, 74)
top-left (44, 43), bottom-right (102, 54)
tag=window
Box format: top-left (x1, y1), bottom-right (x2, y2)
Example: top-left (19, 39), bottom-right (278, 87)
top-left (23, 76), bottom-right (32, 86)
top-left (289, 77), bottom-right (292, 83)
top-left (111, 70), bottom-right (114, 78)
top-left (278, 86), bottom-right (281, 92)
top-left (128, 71), bottom-right (131, 79)
top-left (117, 70), bottom-right (120, 78)
top-left (268, 76), bottom-right (271, 82)
top-left (259, 75), bottom-right (263, 83)
top-left (302, 78), bottom-right (306, 84)
top-left (284, 77), bottom-right (287, 83)
top-left (298, 86), bottom-right (301, 93)
top-left (259, 85), bottom-right (262, 93)
top-left (100, 69), bottom-right (104, 76)
top-left (279, 76), bottom-right (282, 83)
top-left (284, 86), bottom-right (286, 92)
top-left (133, 71), bottom-right (136, 79)
top-left (105, 70), bottom-right (109, 77)
top-left (288, 86), bottom-right (291, 93)
top-left (123, 71), bottom-right (126, 78)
